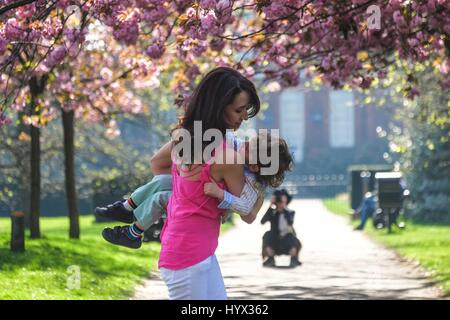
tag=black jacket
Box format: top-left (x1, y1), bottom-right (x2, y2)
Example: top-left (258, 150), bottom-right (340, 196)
top-left (261, 207), bottom-right (296, 236)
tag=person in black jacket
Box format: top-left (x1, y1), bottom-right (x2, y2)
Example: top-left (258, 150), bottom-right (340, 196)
top-left (261, 189), bottom-right (302, 268)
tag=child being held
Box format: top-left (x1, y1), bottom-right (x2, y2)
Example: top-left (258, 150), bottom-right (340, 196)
top-left (96, 133), bottom-right (293, 249)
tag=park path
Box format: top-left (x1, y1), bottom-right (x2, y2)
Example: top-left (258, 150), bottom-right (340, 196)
top-left (133, 199), bottom-right (445, 300)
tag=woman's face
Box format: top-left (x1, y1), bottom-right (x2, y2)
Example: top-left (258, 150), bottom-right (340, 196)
top-left (224, 91), bottom-right (250, 131)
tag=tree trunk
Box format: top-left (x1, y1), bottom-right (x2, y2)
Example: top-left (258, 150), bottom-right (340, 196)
top-left (29, 95), bottom-right (41, 239)
top-left (28, 75), bottom-right (47, 239)
top-left (62, 110), bottom-right (80, 239)
top-left (16, 111), bottom-right (31, 229)
top-left (11, 211), bottom-right (25, 252)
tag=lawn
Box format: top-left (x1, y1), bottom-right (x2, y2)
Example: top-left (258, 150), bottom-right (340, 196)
top-left (0, 216), bottom-right (160, 300)
top-left (0, 214), bottom-right (235, 300)
top-left (323, 196), bottom-right (450, 296)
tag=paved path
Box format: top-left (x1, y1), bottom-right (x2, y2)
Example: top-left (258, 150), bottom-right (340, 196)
top-left (133, 199), bottom-right (445, 300)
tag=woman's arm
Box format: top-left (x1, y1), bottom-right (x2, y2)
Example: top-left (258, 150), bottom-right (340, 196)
top-left (221, 162), bottom-right (244, 197)
top-left (150, 141), bottom-right (173, 175)
top-left (211, 147), bottom-right (245, 197)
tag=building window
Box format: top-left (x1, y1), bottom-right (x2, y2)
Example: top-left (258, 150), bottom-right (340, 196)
top-left (280, 90), bottom-right (305, 163)
top-left (329, 91), bottom-right (355, 148)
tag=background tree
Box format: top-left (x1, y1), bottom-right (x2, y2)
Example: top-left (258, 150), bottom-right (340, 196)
top-left (380, 59), bottom-right (450, 222)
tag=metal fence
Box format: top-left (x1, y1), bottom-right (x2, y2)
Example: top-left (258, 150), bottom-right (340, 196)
top-left (280, 174), bottom-right (348, 199)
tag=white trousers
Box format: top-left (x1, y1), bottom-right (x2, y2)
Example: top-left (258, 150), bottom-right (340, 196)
top-left (160, 255), bottom-right (227, 300)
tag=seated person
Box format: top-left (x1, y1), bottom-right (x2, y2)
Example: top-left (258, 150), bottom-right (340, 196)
top-left (261, 189), bottom-right (302, 268)
top-left (353, 191), bottom-right (377, 231)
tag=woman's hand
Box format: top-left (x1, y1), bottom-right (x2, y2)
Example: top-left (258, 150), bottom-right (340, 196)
top-left (204, 179), bottom-right (224, 201)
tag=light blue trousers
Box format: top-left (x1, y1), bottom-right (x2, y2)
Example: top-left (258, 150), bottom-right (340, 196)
top-left (130, 174), bottom-right (172, 230)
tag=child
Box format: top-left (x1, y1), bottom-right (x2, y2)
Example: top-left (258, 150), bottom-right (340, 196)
top-left (97, 133), bottom-right (293, 249)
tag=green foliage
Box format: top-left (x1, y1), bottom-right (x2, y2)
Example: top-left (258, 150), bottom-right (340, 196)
top-left (370, 59), bottom-right (450, 222)
top-left (395, 71), bottom-right (450, 222)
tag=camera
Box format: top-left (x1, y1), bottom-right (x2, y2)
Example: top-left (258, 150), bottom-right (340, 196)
top-left (273, 190), bottom-right (284, 204)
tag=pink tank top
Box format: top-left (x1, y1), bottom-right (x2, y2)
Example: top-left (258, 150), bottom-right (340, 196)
top-left (158, 161), bottom-right (226, 270)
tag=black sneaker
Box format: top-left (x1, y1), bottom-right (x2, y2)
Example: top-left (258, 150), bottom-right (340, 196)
top-left (102, 226), bottom-right (142, 249)
top-left (289, 257), bottom-right (302, 268)
top-left (95, 201), bottom-right (134, 223)
top-left (263, 257), bottom-right (275, 267)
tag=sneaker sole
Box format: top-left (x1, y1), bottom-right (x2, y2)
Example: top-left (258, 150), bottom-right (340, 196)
top-left (101, 229), bottom-right (142, 249)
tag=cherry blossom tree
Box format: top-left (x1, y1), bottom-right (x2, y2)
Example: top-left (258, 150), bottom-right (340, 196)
top-left (1, 0), bottom-right (449, 236)
top-left (1, 0), bottom-right (449, 117)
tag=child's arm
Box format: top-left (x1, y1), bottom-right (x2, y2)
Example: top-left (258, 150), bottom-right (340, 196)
top-left (240, 195), bottom-right (264, 224)
top-left (260, 207), bottom-right (274, 225)
top-left (204, 180), bottom-right (257, 216)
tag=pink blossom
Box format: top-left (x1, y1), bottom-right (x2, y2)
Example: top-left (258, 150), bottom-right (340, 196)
top-left (143, 7), bottom-right (167, 22)
top-left (41, 19), bottom-right (63, 40)
top-left (264, 3), bottom-right (289, 20)
top-left (440, 78), bottom-right (450, 90)
top-left (186, 7), bottom-right (196, 19)
top-left (0, 37), bottom-right (6, 55)
top-left (43, 46), bottom-right (68, 68)
top-left (407, 37), bottom-right (420, 47)
top-left (201, 11), bottom-right (218, 30)
top-left (16, 4), bottom-right (36, 19)
top-left (406, 87), bottom-right (420, 100)
top-left (392, 11), bottom-right (406, 27)
top-left (426, 0), bottom-right (437, 11)
top-left (411, 15), bottom-right (422, 28)
top-left (146, 40), bottom-right (165, 59)
top-left (210, 39), bottom-right (225, 52)
top-left (359, 76), bottom-right (373, 89)
top-left (438, 59), bottom-right (450, 74)
top-left (321, 56), bottom-right (332, 70)
top-left (191, 43), bottom-right (207, 56)
top-left (216, 0), bottom-right (231, 12)
top-left (187, 26), bottom-right (208, 40)
top-left (200, 0), bottom-right (216, 10)
top-left (113, 20), bottom-right (139, 45)
top-left (280, 69), bottom-right (300, 87)
top-left (377, 70), bottom-right (387, 79)
top-left (185, 65), bottom-right (200, 80)
top-left (0, 111), bottom-right (12, 127)
top-left (4, 18), bottom-right (24, 40)
top-left (55, 0), bottom-right (72, 10)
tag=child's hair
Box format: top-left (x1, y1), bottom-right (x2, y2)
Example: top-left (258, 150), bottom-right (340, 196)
top-left (172, 67), bottom-right (260, 163)
top-left (250, 134), bottom-right (294, 188)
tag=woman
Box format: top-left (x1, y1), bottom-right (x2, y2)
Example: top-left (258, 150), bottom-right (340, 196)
top-left (153, 67), bottom-right (261, 299)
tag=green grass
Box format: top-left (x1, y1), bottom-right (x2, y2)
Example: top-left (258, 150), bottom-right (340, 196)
top-left (0, 216), bottom-right (160, 300)
top-left (323, 196), bottom-right (450, 296)
top-left (221, 219), bottom-right (235, 233)
top-left (323, 195), bottom-right (352, 217)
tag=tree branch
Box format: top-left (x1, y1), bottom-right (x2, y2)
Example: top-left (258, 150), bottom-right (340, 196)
top-left (0, 0), bottom-right (37, 16)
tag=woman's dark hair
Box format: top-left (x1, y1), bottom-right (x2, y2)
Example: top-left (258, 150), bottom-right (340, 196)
top-left (172, 67), bottom-right (260, 163)
top-left (252, 135), bottom-right (294, 188)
